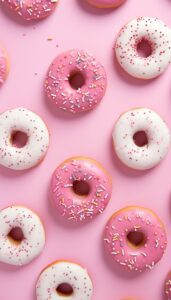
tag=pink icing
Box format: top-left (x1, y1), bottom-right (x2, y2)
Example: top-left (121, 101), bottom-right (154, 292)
top-left (51, 157), bottom-right (112, 222)
top-left (104, 207), bottom-right (167, 272)
top-left (45, 49), bottom-right (107, 114)
top-left (0, 48), bottom-right (8, 84)
top-left (87, 0), bottom-right (125, 7)
top-left (1, 0), bottom-right (58, 21)
top-left (164, 271), bottom-right (171, 299)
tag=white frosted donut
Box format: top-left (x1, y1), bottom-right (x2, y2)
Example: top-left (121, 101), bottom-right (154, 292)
top-left (0, 206), bottom-right (45, 266)
top-left (115, 17), bottom-right (171, 79)
top-left (0, 108), bottom-right (49, 170)
top-left (112, 108), bottom-right (171, 170)
top-left (36, 261), bottom-right (93, 300)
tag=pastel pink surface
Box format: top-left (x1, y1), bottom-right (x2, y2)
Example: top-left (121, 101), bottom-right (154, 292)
top-left (0, 0), bottom-right (171, 300)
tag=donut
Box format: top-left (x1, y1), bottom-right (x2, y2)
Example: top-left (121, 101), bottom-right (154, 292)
top-left (86, 0), bottom-right (126, 8)
top-left (103, 206), bottom-right (167, 272)
top-left (45, 49), bottom-right (107, 114)
top-left (0, 107), bottom-right (50, 170)
top-left (1, 0), bottom-right (58, 21)
top-left (164, 271), bottom-right (171, 299)
top-left (0, 205), bottom-right (45, 266)
top-left (115, 17), bottom-right (171, 79)
top-left (112, 108), bottom-right (170, 170)
top-left (50, 157), bottom-right (112, 222)
top-left (121, 298), bottom-right (138, 300)
top-left (0, 46), bottom-right (9, 84)
top-left (121, 298), bottom-right (139, 300)
top-left (36, 261), bottom-right (93, 300)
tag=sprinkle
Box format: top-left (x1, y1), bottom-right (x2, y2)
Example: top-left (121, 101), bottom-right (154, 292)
top-left (47, 36), bottom-right (53, 41)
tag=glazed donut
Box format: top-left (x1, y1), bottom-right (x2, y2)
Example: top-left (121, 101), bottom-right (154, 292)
top-left (45, 49), bottom-right (107, 114)
top-left (0, 46), bottom-right (9, 84)
top-left (112, 108), bottom-right (170, 170)
top-left (0, 206), bottom-right (45, 266)
top-left (103, 206), bottom-right (167, 272)
top-left (0, 107), bottom-right (50, 170)
top-left (86, 0), bottom-right (126, 8)
top-left (164, 271), bottom-right (171, 299)
top-left (50, 157), bottom-right (112, 222)
top-left (36, 261), bottom-right (93, 300)
top-left (121, 298), bottom-right (139, 300)
top-left (115, 17), bottom-right (171, 79)
top-left (1, 0), bottom-right (58, 21)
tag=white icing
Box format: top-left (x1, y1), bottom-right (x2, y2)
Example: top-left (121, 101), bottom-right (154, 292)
top-left (0, 206), bottom-right (45, 266)
top-left (115, 17), bottom-right (171, 79)
top-left (0, 107), bottom-right (49, 170)
top-left (112, 108), bottom-right (171, 170)
top-left (36, 261), bottom-right (93, 300)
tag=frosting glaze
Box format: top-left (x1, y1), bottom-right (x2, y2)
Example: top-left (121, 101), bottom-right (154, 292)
top-left (112, 108), bottom-right (170, 170)
top-left (104, 206), bottom-right (167, 273)
top-left (121, 298), bottom-right (139, 300)
top-left (164, 271), bottom-right (171, 300)
top-left (0, 206), bottom-right (45, 266)
top-left (45, 49), bottom-right (107, 114)
top-left (51, 157), bottom-right (112, 222)
top-left (115, 17), bottom-right (171, 79)
top-left (1, 0), bottom-right (58, 21)
top-left (0, 46), bottom-right (9, 84)
top-left (0, 107), bottom-right (50, 170)
top-left (36, 261), bottom-right (93, 300)
top-left (87, 0), bottom-right (126, 8)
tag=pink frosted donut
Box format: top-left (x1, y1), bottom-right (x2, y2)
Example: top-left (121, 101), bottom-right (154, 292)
top-left (45, 49), bottom-right (107, 114)
top-left (121, 298), bottom-right (139, 300)
top-left (50, 157), bottom-right (112, 222)
top-left (1, 0), bottom-right (58, 21)
top-left (86, 0), bottom-right (126, 8)
top-left (164, 271), bottom-right (171, 299)
top-left (104, 206), bottom-right (167, 272)
top-left (0, 46), bottom-right (9, 84)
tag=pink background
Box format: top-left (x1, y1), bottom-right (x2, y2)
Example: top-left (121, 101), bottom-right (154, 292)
top-left (0, 0), bottom-right (171, 299)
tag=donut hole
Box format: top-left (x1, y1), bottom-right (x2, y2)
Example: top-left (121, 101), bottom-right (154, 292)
top-left (72, 180), bottom-right (90, 196)
top-left (56, 283), bottom-right (74, 297)
top-left (11, 131), bottom-right (28, 148)
top-left (127, 231), bottom-right (146, 248)
top-left (133, 131), bottom-right (148, 147)
top-left (69, 71), bottom-right (85, 90)
top-left (8, 227), bottom-right (24, 244)
top-left (137, 38), bottom-right (153, 58)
